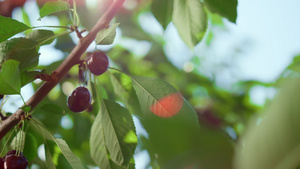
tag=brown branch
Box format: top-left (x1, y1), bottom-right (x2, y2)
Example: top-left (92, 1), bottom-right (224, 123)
top-left (0, 0), bottom-right (125, 140)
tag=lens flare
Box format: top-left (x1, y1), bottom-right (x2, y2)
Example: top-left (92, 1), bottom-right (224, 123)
top-left (149, 93), bottom-right (184, 117)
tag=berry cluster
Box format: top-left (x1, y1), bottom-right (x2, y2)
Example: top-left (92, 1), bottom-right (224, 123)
top-left (67, 51), bottom-right (109, 113)
top-left (0, 150), bottom-right (28, 169)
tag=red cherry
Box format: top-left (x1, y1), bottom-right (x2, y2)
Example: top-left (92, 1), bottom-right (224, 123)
top-left (0, 157), bottom-right (4, 169)
top-left (4, 150), bottom-right (23, 159)
top-left (67, 87), bottom-right (91, 113)
top-left (4, 155), bottom-right (28, 169)
top-left (86, 51), bottom-right (109, 76)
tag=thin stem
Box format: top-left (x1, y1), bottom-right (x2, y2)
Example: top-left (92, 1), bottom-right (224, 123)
top-left (31, 25), bottom-right (72, 30)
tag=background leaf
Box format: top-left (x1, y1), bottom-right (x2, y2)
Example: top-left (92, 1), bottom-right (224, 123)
top-left (204, 0), bottom-right (238, 23)
top-left (235, 78), bottom-right (300, 169)
top-left (95, 23), bottom-right (120, 45)
top-left (151, 0), bottom-right (173, 30)
top-left (131, 76), bottom-right (203, 167)
top-left (0, 15), bottom-right (30, 43)
top-left (172, 0), bottom-right (208, 49)
top-left (0, 60), bottom-right (21, 94)
top-left (39, 1), bottom-right (69, 20)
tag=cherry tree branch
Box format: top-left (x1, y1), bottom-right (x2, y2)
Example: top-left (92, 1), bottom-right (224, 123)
top-left (0, 0), bottom-right (125, 140)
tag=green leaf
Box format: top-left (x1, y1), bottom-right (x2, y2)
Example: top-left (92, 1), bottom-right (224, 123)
top-left (95, 23), bottom-right (119, 45)
top-left (0, 38), bottom-right (39, 72)
top-left (20, 70), bottom-right (40, 86)
top-left (23, 133), bottom-right (38, 162)
top-left (45, 142), bottom-right (57, 169)
top-left (151, 0), bottom-right (173, 29)
top-left (204, 0), bottom-right (238, 23)
top-left (90, 99), bottom-right (137, 167)
top-left (0, 15), bottom-right (30, 43)
top-left (235, 78), bottom-right (300, 169)
top-left (109, 72), bottom-right (142, 116)
top-left (90, 111), bottom-right (112, 169)
top-left (26, 29), bottom-right (55, 46)
top-left (20, 105), bottom-right (31, 113)
top-left (39, 1), bottom-right (69, 20)
top-left (131, 76), bottom-right (203, 166)
top-left (0, 60), bottom-right (21, 94)
top-left (172, 0), bottom-right (208, 49)
top-left (31, 120), bottom-right (85, 169)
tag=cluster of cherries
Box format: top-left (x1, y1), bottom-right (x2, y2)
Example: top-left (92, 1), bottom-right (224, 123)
top-left (0, 150), bottom-right (28, 169)
top-left (67, 51), bottom-right (109, 113)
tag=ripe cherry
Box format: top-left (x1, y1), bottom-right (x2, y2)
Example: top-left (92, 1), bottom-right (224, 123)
top-left (0, 157), bottom-right (4, 169)
top-left (67, 87), bottom-right (91, 113)
top-left (86, 51), bottom-right (109, 76)
top-left (4, 155), bottom-right (28, 169)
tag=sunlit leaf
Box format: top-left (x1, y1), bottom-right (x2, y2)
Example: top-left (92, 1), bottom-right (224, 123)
top-left (0, 15), bottom-right (30, 43)
top-left (95, 23), bottom-right (119, 45)
top-left (151, 0), bottom-right (173, 29)
top-left (235, 78), bottom-right (300, 169)
top-left (172, 0), bottom-right (207, 49)
top-left (92, 99), bottom-right (136, 167)
top-left (39, 1), bottom-right (69, 20)
top-left (204, 0), bottom-right (238, 23)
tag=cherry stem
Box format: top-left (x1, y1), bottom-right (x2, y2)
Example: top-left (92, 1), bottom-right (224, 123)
top-left (0, 0), bottom-right (125, 140)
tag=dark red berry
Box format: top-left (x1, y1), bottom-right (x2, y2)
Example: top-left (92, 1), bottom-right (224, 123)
top-left (86, 51), bottom-right (109, 76)
top-left (4, 150), bottom-right (23, 159)
top-left (0, 157), bottom-right (4, 169)
top-left (67, 87), bottom-right (91, 113)
top-left (4, 154), bottom-right (28, 169)
top-left (86, 104), bottom-right (93, 112)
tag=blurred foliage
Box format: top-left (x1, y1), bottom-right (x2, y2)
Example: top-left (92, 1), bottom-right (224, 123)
top-left (1, 0), bottom-right (297, 169)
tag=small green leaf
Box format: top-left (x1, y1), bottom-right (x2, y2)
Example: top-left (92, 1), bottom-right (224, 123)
top-left (0, 15), bottom-right (30, 43)
top-left (0, 38), bottom-right (39, 72)
top-left (23, 133), bottom-right (38, 162)
top-left (204, 0), bottom-right (238, 23)
top-left (39, 1), bottom-right (69, 20)
top-left (95, 23), bottom-right (119, 45)
top-left (0, 60), bottom-right (21, 94)
top-left (151, 0), bottom-right (173, 29)
top-left (172, 0), bottom-right (208, 49)
top-left (26, 29), bottom-right (55, 45)
top-left (20, 105), bottom-right (31, 113)
top-left (123, 130), bottom-right (138, 144)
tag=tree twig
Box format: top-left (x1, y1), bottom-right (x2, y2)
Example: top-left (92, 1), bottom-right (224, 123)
top-left (0, 0), bottom-right (125, 140)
